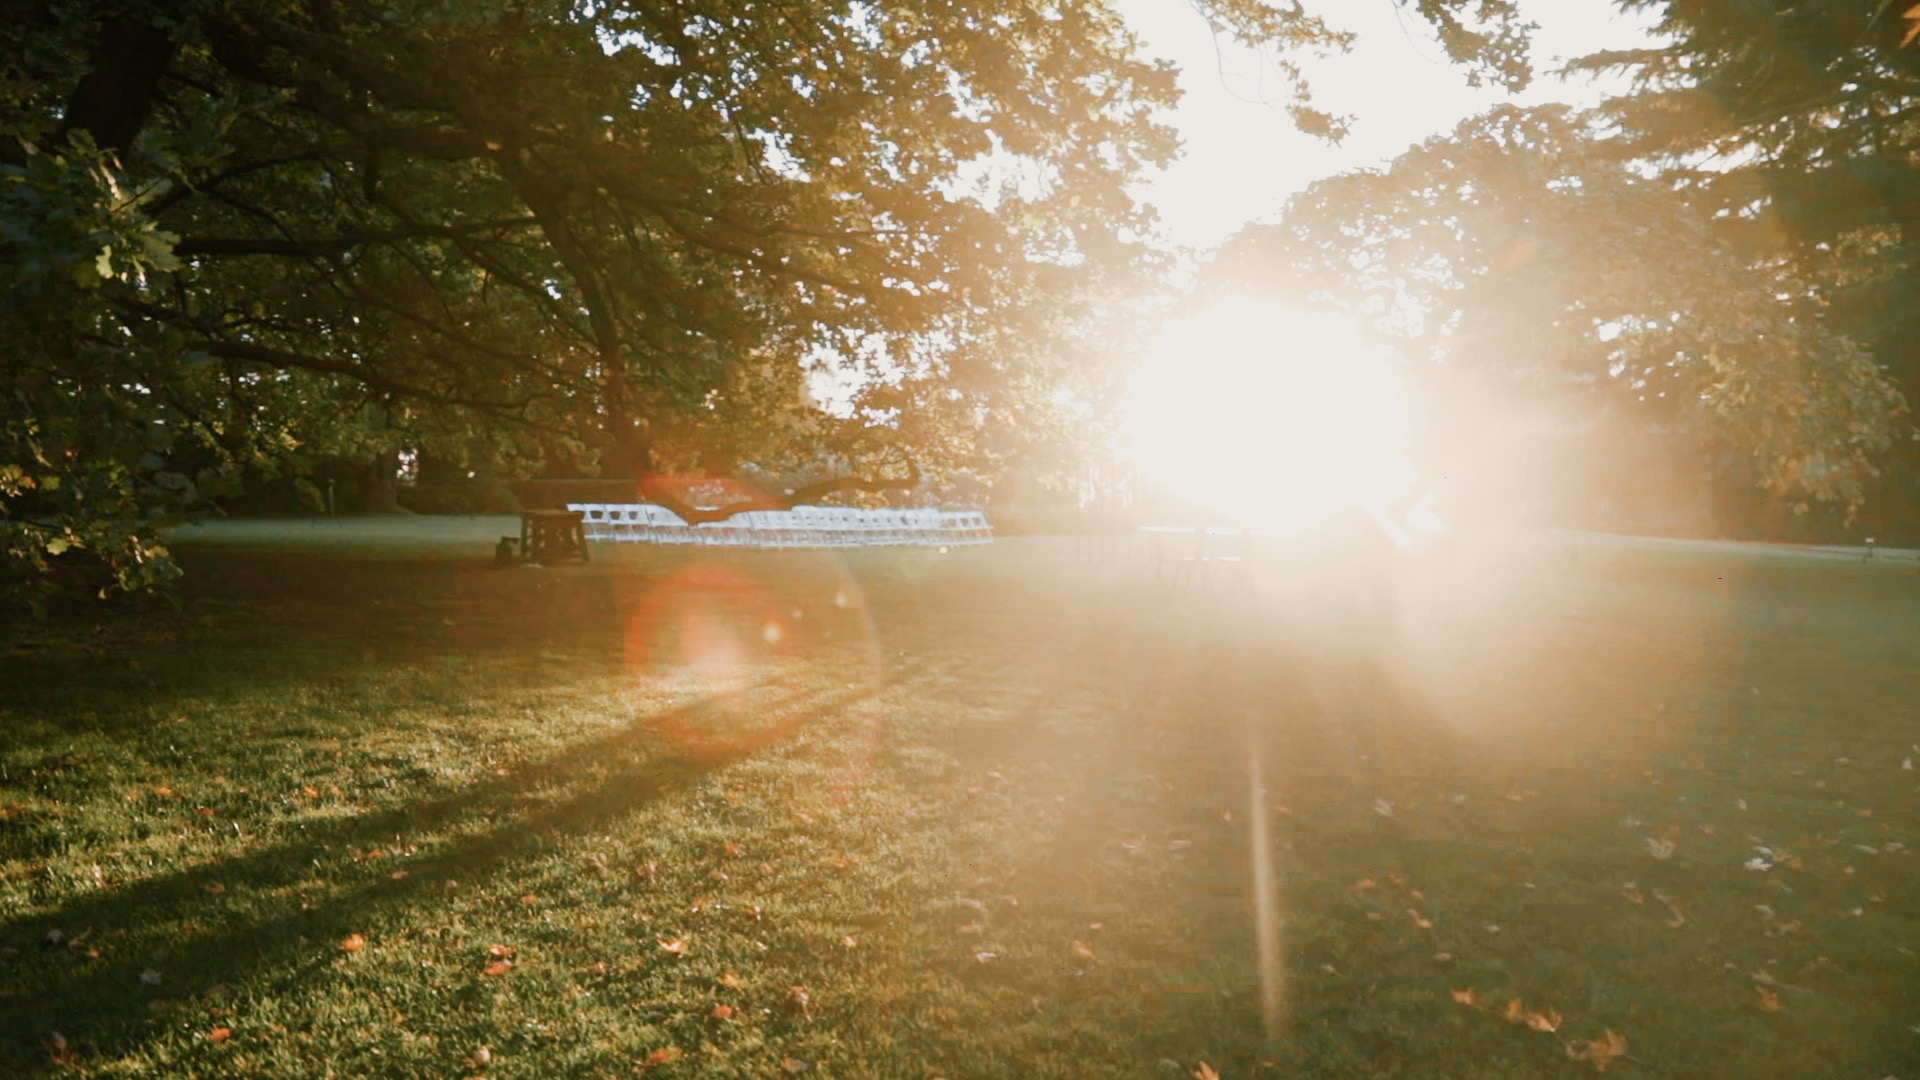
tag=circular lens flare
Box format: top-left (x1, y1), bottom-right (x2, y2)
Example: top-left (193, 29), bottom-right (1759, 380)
top-left (1132, 301), bottom-right (1412, 529)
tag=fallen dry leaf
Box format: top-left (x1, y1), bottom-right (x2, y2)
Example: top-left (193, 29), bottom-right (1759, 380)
top-left (782, 1057), bottom-right (813, 1073)
top-left (711, 1003), bottom-right (734, 1020)
top-left (1194, 1062), bottom-right (1220, 1080)
top-left (955, 921), bottom-right (983, 936)
top-left (518, 893), bottom-right (538, 906)
top-left (841, 935), bottom-right (857, 948)
top-left (1569, 1030), bottom-right (1627, 1073)
top-left (787, 985), bottom-right (812, 1013)
top-left (482, 960), bottom-right (512, 977)
top-left (1349, 877), bottom-right (1378, 892)
top-left (300, 786), bottom-right (319, 799)
top-left (202, 882), bottom-right (225, 895)
top-left (1409, 909), bottom-right (1434, 930)
top-left (1643, 836), bottom-right (1676, 861)
top-left (1071, 939), bottom-right (1096, 961)
top-left (488, 943), bottom-right (515, 959)
top-left (657, 937), bottom-right (688, 955)
top-left (1450, 987), bottom-right (1478, 1006)
top-left (339, 934), bottom-right (366, 953)
top-left (209, 1026), bottom-right (231, 1043)
top-left (645, 1046), bottom-right (682, 1065)
top-left (1525, 1009), bottom-right (1563, 1033)
top-left (717, 972), bottom-right (743, 990)
top-left (1754, 986), bottom-right (1782, 1013)
top-left (1620, 883), bottom-right (1645, 906)
top-left (1504, 999), bottom-right (1525, 1024)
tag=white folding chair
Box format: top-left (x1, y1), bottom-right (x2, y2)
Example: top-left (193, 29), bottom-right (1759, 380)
top-left (647, 503), bottom-right (693, 545)
top-left (569, 503), bottom-right (607, 541)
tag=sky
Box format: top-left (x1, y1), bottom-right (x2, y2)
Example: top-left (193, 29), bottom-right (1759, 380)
top-left (1117, 0), bottom-right (1662, 251)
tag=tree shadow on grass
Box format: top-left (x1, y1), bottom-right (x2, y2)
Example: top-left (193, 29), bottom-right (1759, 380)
top-left (0, 547), bottom-right (874, 742)
top-left (0, 673), bottom-right (884, 1072)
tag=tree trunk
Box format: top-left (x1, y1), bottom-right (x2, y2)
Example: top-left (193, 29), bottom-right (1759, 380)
top-left (605, 413), bottom-right (651, 479)
top-left (359, 450), bottom-right (404, 513)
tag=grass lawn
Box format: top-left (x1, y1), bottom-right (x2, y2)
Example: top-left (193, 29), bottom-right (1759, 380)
top-left (2, 523), bottom-right (1918, 1078)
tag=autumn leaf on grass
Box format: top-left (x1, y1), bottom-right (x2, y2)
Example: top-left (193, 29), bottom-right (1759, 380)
top-left (716, 972), bottom-right (743, 991)
top-left (1620, 883), bottom-right (1645, 906)
top-left (787, 985), bottom-right (812, 1015)
top-left (711, 1003), bottom-right (734, 1020)
top-left (781, 1058), bottom-right (813, 1073)
top-left (1525, 1008), bottom-right (1563, 1033)
top-left (1071, 939), bottom-right (1096, 961)
top-left (202, 882), bottom-right (226, 895)
top-left (339, 934), bottom-right (366, 953)
top-left (482, 960), bottom-right (513, 977)
top-left (840, 935), bottom-right (858, 949)
top-left (1408, 909), bottom-right (1434, 930)
top-left (657, 936), bottom-right (689, 955)
top-left (1450, 987), bottom-right (1478, 1007)
top-left (1754, 986), bottom-right (1782, 1013)
top-left (1568, 1030), bottom-right (1627, 1073)
top-left (644, 1046), bottom-right (682, 1065)
top-left (1194, 1062), bottom-right (1220, 1080)
top-left (487, 943), bottom-right (515, 960)
top-left (1642, 836), bottom-right (1676, 861)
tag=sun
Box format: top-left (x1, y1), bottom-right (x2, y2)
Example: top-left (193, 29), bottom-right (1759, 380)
top-left (1130, 300), bottom-right (1413, 530)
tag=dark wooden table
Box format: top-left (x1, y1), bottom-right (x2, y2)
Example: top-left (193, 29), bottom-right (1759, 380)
top-left (519, 509), bottom-right (589, 564)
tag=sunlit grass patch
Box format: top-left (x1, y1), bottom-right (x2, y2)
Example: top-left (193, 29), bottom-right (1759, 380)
top-left (2, 532), bottom-right (1917, 1077)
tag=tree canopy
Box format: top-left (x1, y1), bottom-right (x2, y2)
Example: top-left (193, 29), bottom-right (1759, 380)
top-left (0, 0), bottom-right (1540, 607)
top-left (1218, 103), bottom-right (1907, 516)
top-left (1217, 2), bottom-right (1920, 531)
top-left (1572, 0), bottom-right (1920, 526)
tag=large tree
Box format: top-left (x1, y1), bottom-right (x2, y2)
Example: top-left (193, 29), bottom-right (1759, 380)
top-left (1218, 98), bottom-right (1908, 527)
top-left (1559, 0), bottom-right (1920, 531)
top-left (1, 0), bottom-right (1538, 606)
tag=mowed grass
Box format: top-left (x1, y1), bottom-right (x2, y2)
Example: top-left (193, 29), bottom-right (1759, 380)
top-left (2, 525), bottom-right (1918, 1078)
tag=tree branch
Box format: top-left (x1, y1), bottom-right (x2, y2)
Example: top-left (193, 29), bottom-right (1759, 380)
top-left (175, 217), bottom-right (539, 259)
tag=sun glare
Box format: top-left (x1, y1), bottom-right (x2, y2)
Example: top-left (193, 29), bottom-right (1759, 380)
top-left (1131, 301), bottom-right (1413, 529)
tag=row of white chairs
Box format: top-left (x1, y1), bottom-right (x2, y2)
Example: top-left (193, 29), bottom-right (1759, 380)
top-left (566, 503), bottom-right (993, 548)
